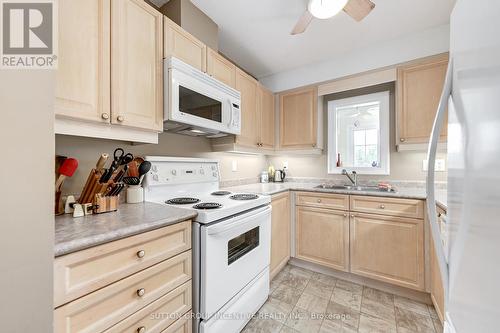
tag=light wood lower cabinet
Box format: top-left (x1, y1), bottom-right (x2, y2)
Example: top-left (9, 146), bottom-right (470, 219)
top-left (296, 206), bottom-right (349, 271)
top-left (350, 195), bottom-right (424, 219)
top-left (270, 192), bottom-right (290, 279)
top-left (296, 192), bottom-right (349, 211)
top-left (54, 251), bottom-right (191, 333)
top-left (350, 213), bottom-right (425, 291)
top-left (430, 205), bottom-right (446, 323)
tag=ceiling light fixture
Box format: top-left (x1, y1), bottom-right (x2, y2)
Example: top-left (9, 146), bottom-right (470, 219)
top-left (307, 0), bottom-right (349, 19)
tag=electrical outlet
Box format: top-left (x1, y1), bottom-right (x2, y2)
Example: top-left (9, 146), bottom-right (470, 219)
top-left (283, 161), bottom-right (289, 169)
top-left (232, 160), bottom-right (238, 172)
top-left (422, 159), bottom-right (446, 172)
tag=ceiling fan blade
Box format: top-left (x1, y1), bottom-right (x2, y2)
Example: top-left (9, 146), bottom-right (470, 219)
top-left (343, 0), bottom-right (375, 21)
top-left (291, 10), bottom-right (313, 35)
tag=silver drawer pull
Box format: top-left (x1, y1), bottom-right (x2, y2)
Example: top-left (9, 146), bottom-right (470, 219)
top-left (137, 288), bottom-right (146, 297)
top-left (136, 250), bottom-right (145, 258)
top-left (137, 327), bottom-right (146, 333)
top-left (317, 199), bottom-right (322, 203)
top-left (343, 213), bottom-right (347, 217)
top-left (379, 204), bottom-right (385, 209)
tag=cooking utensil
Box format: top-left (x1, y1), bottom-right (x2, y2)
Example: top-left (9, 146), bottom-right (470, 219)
top-left (55, 158), bottom-right (78, 190)
top-left (123, 176), bottom-right (141, 186)
top-left (138, 161), bottom-right (152, 184)
top-left (127, 161), bottom-right (139, 177)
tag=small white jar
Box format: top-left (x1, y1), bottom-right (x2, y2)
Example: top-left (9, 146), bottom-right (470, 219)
top-left (126, 185), bottom-right (144, 204)
top-left (260, 171), bottom-right (269, 183)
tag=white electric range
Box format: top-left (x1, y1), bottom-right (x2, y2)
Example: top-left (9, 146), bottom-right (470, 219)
top-left (143, 156), bottom-right (271, 333)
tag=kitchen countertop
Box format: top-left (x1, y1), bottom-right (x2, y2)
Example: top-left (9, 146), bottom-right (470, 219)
top-left (223, 182), bottom-right (448, 210)
top-left (55, 202), bottom-right (197, 257)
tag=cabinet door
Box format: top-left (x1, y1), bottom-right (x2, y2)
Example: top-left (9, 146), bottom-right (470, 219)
top-left (279, 87), bottom-right (317, 149)
top-left (397, 55), bottom-right (448, 144)
top-left (235, 69), bottom-right (259, 147)
top-left (206, 48), bottom-right (236, 88)
top-left (350, 213), bottom-right (425, 290)
top-left (258, 85), bottom-right (275, 149)
top-left (296, 206), bottom-right (349, 271)
top-left (270, 193), bottom-right (290, 279)
top-left (430, 207), bottom-right (445, 323)
top-left (164, 17), bottom-right (206, 72)
top-left (55, 0), bottom-right (110, 123)
top-left (111, 0), bottom-right (163, 131)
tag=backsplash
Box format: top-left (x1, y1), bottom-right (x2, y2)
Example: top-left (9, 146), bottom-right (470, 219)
top-left (56, 133), bottom-right (267, 196)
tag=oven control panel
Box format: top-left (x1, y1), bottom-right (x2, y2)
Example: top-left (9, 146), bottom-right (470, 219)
top-left (145, 158), bottom-right (219, 185)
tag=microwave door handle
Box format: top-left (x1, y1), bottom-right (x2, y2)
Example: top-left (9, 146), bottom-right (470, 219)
top-left (426, 58), bottom-right (452, 305)
top-left (226, 99), bottom-right (233, 127)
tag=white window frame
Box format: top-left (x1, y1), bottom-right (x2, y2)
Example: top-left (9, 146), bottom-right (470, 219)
top-left (327, 91), bottom-right (390, 175)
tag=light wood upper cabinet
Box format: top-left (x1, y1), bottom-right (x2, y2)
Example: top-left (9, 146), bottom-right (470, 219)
top-left (270, 193), bottom-right (290, 279)
top-left (206, 48), bottom-right (236, 88)
top-left (279, 87), bottom-right (318, 149)
top-left (296, 206), bottom-right (349, 271)
top-left (164, 16), bottom-right (206, 72)
top-left (55, 0), bottom-right (110, 123)
top-left (235, 68), bottom-right (259, 147)
top-left (258, 85), bottom-right (275, 149)
top-left (111, 0), bottom-right (163, 131)
top-left (397, 54), bottom-right (449, 145)
top-left (350, 213), bottom-right (425, 291)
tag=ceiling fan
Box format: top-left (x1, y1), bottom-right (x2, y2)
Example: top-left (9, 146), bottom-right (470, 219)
top-left (291, 0), bottom-right (375, 35)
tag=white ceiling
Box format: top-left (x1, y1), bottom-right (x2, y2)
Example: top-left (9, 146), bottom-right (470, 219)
top-left (190, 0), bottom-right (455, 79)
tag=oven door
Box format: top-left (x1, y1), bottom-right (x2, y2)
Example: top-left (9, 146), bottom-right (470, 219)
top-left (167, 67), bottom-right (239, 134)
top-left (200, 205), bottom-right (271, 318)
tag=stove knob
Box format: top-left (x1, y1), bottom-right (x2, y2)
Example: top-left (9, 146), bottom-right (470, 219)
top-left (171, 169), bottom-right (177, 175)
top-left (152, 174), bottom-right (159, 181)
top-left (212, 172), bottom-right (217, 177)
top-left (151, 165), bottom-right (157, 172)
top-left (199, 169), bottom-right (204, 175)
top-left (211, 165), bottom-right (216, 170)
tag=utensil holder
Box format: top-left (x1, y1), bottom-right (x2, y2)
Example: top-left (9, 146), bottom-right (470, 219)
top-left (55, 190), bottom-right (64, 215)
top-left (94, 194), bottom-right (119, 214)
top-left (126, 185), bottom-right (144, 204)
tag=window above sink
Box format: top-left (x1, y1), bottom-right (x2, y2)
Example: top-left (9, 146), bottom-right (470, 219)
top-left (327, 91), bottom-right (390, 175)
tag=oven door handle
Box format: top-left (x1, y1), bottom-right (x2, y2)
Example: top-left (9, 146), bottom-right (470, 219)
top-left (206, 205), bottom-right (271, 236)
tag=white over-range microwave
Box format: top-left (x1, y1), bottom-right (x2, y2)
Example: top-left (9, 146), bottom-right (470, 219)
top-left (164, 57), bottom-right (241, 137)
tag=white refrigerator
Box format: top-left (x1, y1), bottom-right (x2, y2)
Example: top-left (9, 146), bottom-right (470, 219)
top-left (426, 0), bottom-right (500, 332)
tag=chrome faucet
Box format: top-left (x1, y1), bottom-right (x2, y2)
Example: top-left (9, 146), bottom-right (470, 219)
top-left (342, 169), bottom-right (357, 186)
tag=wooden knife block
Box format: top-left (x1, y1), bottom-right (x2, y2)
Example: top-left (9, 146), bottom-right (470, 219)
top-left (94, 194), bottom-right (119, 214)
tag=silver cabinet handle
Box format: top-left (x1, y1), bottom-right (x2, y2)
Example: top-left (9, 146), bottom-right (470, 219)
top-left (380, 204), bottom-right (385, 209)
top-left (136, 250), bottom-right (145, 258)
top-left (101, 113), bottom-right (109, 120)
top-left (137, 327), bottom-right (146, 333)
top-left (317, 199), bottom-right (322, 203)
top-left (343, 213), bottom-right (347, 217)
top-left (350, 214), bottom-right (355, 218)
top-left (117, 115), bottom-right (124, 122)
top-left (400, 138), bottom-right (405, 142)
top-left (137, 288), bottom-right (145, 297)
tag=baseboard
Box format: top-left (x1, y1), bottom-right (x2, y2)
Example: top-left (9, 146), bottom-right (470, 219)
top-left (270, 256), bottom-right (290, 280)
top-left (289, 258), bottom-right (432, 305)
top-left (430, 293), bottom-right (445, 323)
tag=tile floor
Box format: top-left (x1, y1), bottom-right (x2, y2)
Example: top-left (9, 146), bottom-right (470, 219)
top-left (242, 264), bottom-right (443, 333)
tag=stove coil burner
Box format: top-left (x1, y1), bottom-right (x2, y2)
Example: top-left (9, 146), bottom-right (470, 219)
top-left (211, 191), bottom-right (232, 196)
top-left (230, 194), bottom-right (259, 200)
top-left (166, 197), bottom-right (200, 205)
top-left (193, 202), bottom-right (222, 210)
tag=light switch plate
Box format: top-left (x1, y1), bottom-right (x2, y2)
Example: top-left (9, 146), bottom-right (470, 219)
top-left (423, 159), bottom-right (446, 171)
top-left (283, 161), bottom-right (289, 169)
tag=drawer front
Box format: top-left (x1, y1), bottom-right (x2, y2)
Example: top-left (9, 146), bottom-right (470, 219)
top-left (104, 281), bottom-right (192, 333)
top-left (350, 195), bottom-right (424, 219)
top-left (296, 192), bottom-right (349, 210)
top-left (161, 315), bottom-right (192, 333)
top-left (54, 251), bottom-right (192, 333)
top-left (55, 221), bottom-right (191, 307)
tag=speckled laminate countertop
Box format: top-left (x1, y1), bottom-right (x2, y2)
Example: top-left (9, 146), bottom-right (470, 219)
top-left (55, 202), bottom-right (197, 257)
top-left (223, 182), bottom-right (448, 210)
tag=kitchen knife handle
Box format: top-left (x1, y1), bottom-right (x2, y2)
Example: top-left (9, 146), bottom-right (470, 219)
top-left (96, 153), bottom-right (109, 171)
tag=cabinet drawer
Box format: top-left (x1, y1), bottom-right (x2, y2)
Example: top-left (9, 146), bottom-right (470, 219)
top-left (104, 281), bottom-right (192, 333)
top-left (161, 315), bottom-right (192, 333)
top-left (350, 195), bottom-right (424, 219)
top-left (54, 251), bottom-right (192, 333)
top-left (55, 221), bottom-right (191, 307)
top-left (296, 192), bottom-right (349, 210)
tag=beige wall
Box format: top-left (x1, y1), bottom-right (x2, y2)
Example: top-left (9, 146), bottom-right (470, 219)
top-left (56, 133), bottom-right (267, 195)
top-left (0, 71), bottom-right (55, 331)
top-left (268, 83), bottom-right (447, 183)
